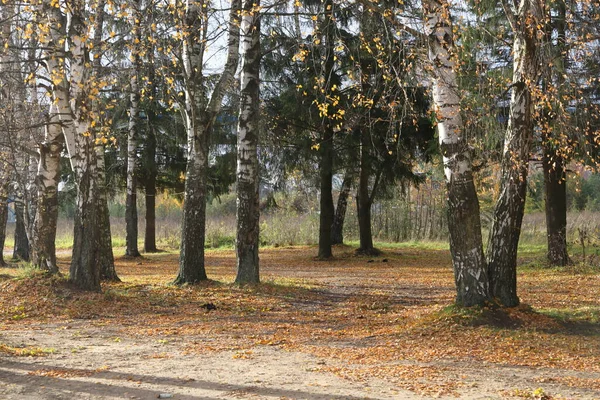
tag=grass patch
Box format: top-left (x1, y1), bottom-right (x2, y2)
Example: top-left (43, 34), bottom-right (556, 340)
top-left (539, 307), bottom-right (600, 324)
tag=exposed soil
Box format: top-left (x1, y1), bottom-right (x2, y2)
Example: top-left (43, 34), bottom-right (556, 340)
top-left (1, 246), bottom-right (599, 399)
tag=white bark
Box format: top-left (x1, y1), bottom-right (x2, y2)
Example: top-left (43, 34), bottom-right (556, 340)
top-left (235, 0), bottom-right (261, 284)
top-left (423, 0), bottom-right (489, 306)
top-left (176, 0), bottom-right (242, 284)
top-left (487, 0), bottom-right (544, 307)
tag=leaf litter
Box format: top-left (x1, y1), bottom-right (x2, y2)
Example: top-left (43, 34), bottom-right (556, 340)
top-left (1, 246), bottom-right (599, 398)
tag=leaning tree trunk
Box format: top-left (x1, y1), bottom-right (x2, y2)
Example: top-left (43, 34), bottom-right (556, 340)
top-left (331, 171), bottom-right (353, 245)
top-left (423, 0), bottom-right (490, 306)
top-left (30, 109), bottom-right (63, 273)
top-left (175, 0), bottom-right (241, 284)
top-left (487, 0), bottom-right (543, 307)
top-left (235, 0), bottom-right (261, 284)
top-left (543, 147), bottom-right (569, 266)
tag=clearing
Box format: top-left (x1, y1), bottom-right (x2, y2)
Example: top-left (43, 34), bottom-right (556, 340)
top-left (1, 246), bottom-right (599, 399)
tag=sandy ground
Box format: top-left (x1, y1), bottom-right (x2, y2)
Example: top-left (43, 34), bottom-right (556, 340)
top-left (2, 323), bottom-right (600, 400)
top-left (0, 324), bottom-right (412, 400)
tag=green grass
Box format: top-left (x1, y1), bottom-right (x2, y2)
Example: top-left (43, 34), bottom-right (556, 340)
top-left (346, 240), bottom-right (450, 251)
top-left (539, 307), bottom-right (600, 324)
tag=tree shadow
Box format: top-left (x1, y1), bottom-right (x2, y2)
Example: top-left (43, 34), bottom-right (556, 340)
top-left (0, 359), bottom-right (383, 400)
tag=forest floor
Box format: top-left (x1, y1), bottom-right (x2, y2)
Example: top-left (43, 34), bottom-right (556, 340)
top-left (1, 245), bottom-right (600, 399)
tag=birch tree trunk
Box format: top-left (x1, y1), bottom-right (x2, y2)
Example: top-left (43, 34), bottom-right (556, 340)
top-left (331, 171), bottom-right (353, 245)
top-left (175, 0), bottom-right (241, 284)
top-left (235, 0), bottom-right (261, 284)
top-left (125, 1), bottom-right (142, 258)
top-left (30, 108), bottom-right (63, 273)
top-left (126, 68), bottom-right (141, 257)
top-left (45, 0), bottom-right (103, 291)
top-left (1, 2), bottom-right (32, 263)
top-left (487, 0), bottom-right (543, 307)
top-left (423, 0), bottom-right (490, 306)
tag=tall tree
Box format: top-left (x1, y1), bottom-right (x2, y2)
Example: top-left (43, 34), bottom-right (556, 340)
top-left (91, 0), bottom-right (119, 280)
top-left (174, 0), bottom-right (241, 284)
top-left (487, 0), bottom-right (545, 307)
top-left (316, 0), bottom-right (338, 259)
top-left (542, 0), bottom-right (569, 266)
top-left (235, 0), bottom-right (261, 284)
top-left (125, 0), bottom-right (143, 258)
top-left (423, 0), bottom-right (490, 306)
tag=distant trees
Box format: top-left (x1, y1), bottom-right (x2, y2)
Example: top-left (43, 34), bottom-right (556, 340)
top-left (0, 0), bottom-right (598, 309)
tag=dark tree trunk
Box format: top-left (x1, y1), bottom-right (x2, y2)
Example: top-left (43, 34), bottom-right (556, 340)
top-left (331, 171), bottom-right (352, 245)
top-left (69, 140), bottom-right (101, 292)
top-left (144, 126), bottom-right (158, 253)
top-left (144, 177), bottom-right (157, 253)
top-left (357, 131), bottom-right (375, 254)
top-left (0, 194), bottom-right (7, 267)
top-left (97, 150), bottom-right (119, 281)
top-left (318, 127), bottom-right (334, 259)
top-left (543, 148), bottom-right (570, 266)
top-left (13, 204), bottom-right (29, 261)
top-left (235, 0), bottom-right (261, 284)
top-left (542, 0), bottom-right (569, 267)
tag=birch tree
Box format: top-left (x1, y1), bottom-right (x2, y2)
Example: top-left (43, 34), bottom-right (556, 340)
top-left (487, 0), bottom-right (545, 307)
top-left (125, 0), bottom-right (143, 258)
top-left (423, 0), bottom-right (490, 306)
top-left (174, 0), bottom-right (241, 284)
top-left (235, 0), bottom-right (261, 284)
top-left (38, 0), bottom-right (108, 290)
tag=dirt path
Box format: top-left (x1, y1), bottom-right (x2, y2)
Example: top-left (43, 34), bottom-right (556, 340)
top-left (0, 325), bottom-right (410, 400)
